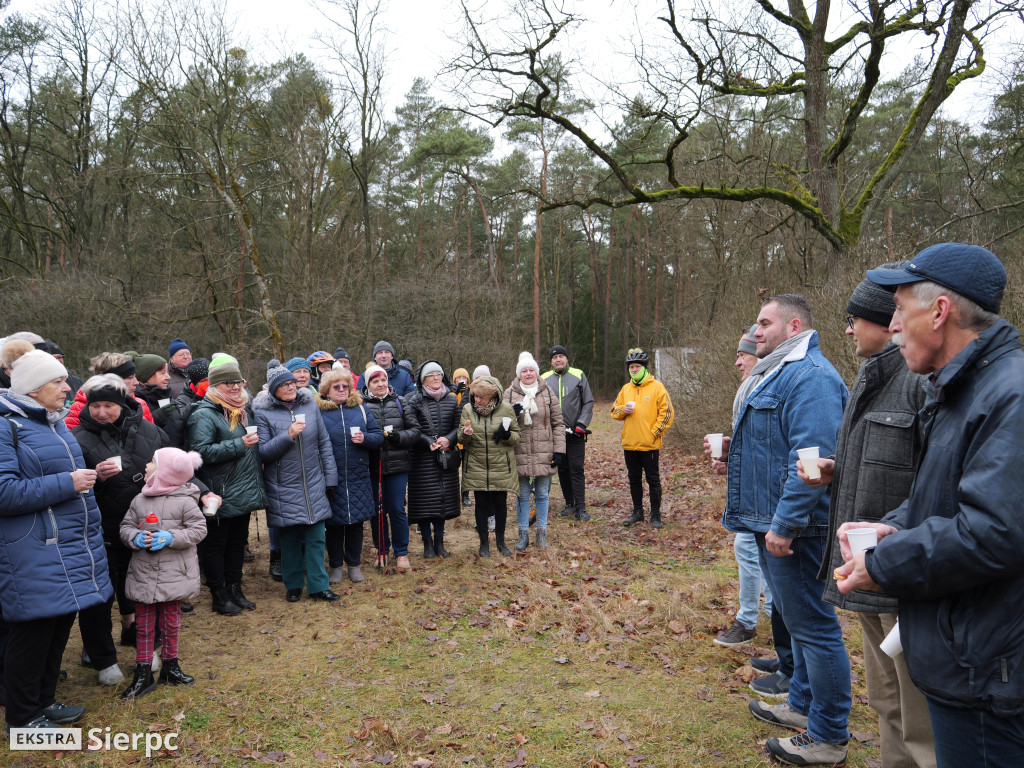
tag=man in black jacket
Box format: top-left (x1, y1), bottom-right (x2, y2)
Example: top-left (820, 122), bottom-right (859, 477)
top-left (837, 243), bottom-right (1024, 766)
top-left (542, 346), bottom-right (594, 522)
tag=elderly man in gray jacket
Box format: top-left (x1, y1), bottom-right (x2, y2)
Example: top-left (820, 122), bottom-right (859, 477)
top-left (799, 270), bottom-right (935, 768)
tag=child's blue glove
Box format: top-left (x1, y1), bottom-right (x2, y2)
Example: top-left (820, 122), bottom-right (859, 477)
top-left (133, 531), bottom-right (149, 549)
top-left (150, 530), bottom-right (173, 551)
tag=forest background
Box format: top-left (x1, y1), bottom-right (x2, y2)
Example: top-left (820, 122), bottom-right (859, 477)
top-left (2, 0), bottom-right (1023, 438)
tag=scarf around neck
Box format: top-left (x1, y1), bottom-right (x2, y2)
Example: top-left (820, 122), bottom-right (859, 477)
top-left (734, 330), bottom-right (814, 424)
top-left (424, 382), bottom-right (447, 402)
top-left (630, 367), bottom-right (649, 386)
top-left (206, 387), bottom-right (249, 431)
top-left (519, 381), bottom-right (539, 425)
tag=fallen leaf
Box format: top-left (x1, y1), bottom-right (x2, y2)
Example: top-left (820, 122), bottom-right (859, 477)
top-left (553, 657), bottom-right (570, 664)
top-left (583, 689), bottom-right (601, 698)
top-left (434, 724), bottom-right (453, 735)
top-left (372, 752), bottom-right (396, 765)
top-left (491, 702), bottom-right (504, 712)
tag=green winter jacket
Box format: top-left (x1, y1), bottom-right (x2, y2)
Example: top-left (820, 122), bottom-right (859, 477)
top-left (458, 378), bottom-right (521, 493)
top-left (186, 397), bottom-right (266, 518)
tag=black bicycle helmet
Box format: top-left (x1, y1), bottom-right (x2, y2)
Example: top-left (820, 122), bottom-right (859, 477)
top-left (625, 347), bottom-right (649, 368)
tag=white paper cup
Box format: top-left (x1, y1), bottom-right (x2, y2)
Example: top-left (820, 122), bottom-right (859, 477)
top-left (501, 416), bottom-right (512, 430)
top-left (797, 447), bottom-right (821, 479)
top-left (707, 433), bottom-right (724, 459)
top-left (295, 413), bottom-right (306, 424)
top-left (158, 398), bottom-right (171, 408)
top-left (110, 455), bottom-right (123, 471)
top-left (384, 425), bottom-right (393, 435)
top-left (245, 426), bottom-right (258, 436)
top-left (627, 401), bottom-right (636, 409)
top-left (203, 498), bottom-right (221, 517)
top-left (350, 426), bottom-right (361, 436)
top-left (880, 620), bottom-right (903, 657)
top-left (846, 527), bottom-right (878, 555)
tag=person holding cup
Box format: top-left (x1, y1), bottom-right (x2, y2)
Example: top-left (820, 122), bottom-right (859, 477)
top-left (72, 374), bottom-right (167, 684)
top-left (794, 269), bottom-right (933, 768)
top-left (254, 365), bottom-right (339, 602)
top-left (0, 343), bottom-right (111, 731)
top-left (187, 353), bottom-right (266, 616)
top-left (610, 348), bottom-right (674, 528)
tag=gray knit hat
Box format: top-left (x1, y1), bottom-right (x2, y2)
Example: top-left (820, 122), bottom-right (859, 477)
top-left (737, 324), bottom-right (758, 355)
top-left (373, 340), bottom-right (395, 358)
top-left (266, 365), bottom-right (298, 396)
top-left (419, 361), bottom-right (443, 383)
top-left (848, 261), bottom-right (905, 328)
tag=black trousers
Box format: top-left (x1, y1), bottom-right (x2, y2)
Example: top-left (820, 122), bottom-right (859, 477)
top-left (474, 491), bottom-right (507, 542)
top-left (325, 522), bottom-right (363, 568)
top-left (105, 538), bottom-right (135, 616)
top-left (77, 597), bottom-right (119, 670)
top-left (557, 433), bottom-right (587, 509)
top-left (199, 512), bottom-right (251, 590)
top-left (4, 612), bottom-right (76, 727)
top-left (624, 449), bottom-right (661, 512)
top-left (418, 520), bottom-right (446, 544)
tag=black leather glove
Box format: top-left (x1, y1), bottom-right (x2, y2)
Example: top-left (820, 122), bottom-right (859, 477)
top-left (456, 381), bottom-right (467, 394)
top-left (326, 486), bottom-right (336, 500)
top-left (386, 430), bottom-right (402, 445)
top-left (551, 453), bottom-right (565, 468)
top-left (492, 425), bottom-right (510, 444)
top-left (574, 424), bottom-right (587, 436)
top-left (512, 403), bottom-right (523, 416)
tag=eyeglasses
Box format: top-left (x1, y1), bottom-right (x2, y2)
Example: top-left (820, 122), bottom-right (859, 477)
top-left (332, 384), bottom-right (351, 390)
top-left (424, 373), bottom-right (443, 379)
top-left (219, 380), bottom-right (246, 388)
top-left (846, 316), bottom-right (856, 329)
top-left (277, 381), bottom-right (297, 389)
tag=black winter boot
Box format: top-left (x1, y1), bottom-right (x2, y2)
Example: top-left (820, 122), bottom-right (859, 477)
top-left (121, 663), bottom-right (156, 700)
top-left (623, 508), bottom-right (644, 526)
top-left (434, 534), bottom-right (450, 558)
top-left (158, 658), bottom-right (195, 685)
top-left (650, 509), bottom-right (664, 529)
top-left (423, 534), bottom-right (436, 559)
top-left (227, 583), bottom-right (256, 610)
top-left (211, 587), bottom-right (242, 616)
top-left (269, 550), bottom-right (283, 582)
top-left (478, 530), bottom-right (490, 557)
top-left (495, 537), bottom-right (512, 557)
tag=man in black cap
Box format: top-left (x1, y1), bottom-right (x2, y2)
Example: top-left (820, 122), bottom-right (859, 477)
top-left (799, 267), bottom-right (935, 768)
top-left (837, 243), bottom-right (1024, 766)
top-left (542, 345), bottom-right (594, 522)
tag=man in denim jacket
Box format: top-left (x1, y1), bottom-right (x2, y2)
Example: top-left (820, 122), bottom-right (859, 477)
top-left (723, 294), bottom-right (851, 765)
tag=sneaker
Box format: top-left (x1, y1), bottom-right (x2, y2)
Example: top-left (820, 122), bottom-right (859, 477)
top-left (462, 492), bottom-right (473, 507)
top-left (713, 620), bottom-right (756, 647)
top-left (42, 702), bottom-right (85, 725)
top-left (487, 516), bottom-right (496, 532)
top-left (750, 671), bottom-right (791, 699)
top-left (243, 546), bottom-right (256, 562)
top-left (80, 650), bottom-right (91, 667)
top-left (557, 506), bottom-right (573, 518)
top-left (574, 508), bottom-right (591, 522)
top-left (751, 657), bottom-right (781, 674)
top-left (98, 664), bottom-right (125, 686)
top-left (395, 555), bottom-right (411, 571)
top-left (766, 731), bottom-right (848, 766)
top-left (6, 715), bottom-right (61, 734)
top-left (748, 699), bottom-right (807, 732)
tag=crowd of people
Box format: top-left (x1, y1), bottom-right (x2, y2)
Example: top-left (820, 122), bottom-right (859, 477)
top-left (1, 240), bottom-right (1018, 768)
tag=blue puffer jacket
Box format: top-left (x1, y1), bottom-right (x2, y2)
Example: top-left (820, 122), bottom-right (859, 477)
top-left (0, 392), bottom-right (113, 622)
top-left (867, 320), bottom-right (1024, 716)
top-left (723, 331), bottom-right (848, 538)
top-left (384, 362), bottom-right (415, 397)
top-left (254, 388), bottom-right (338, 528)
top-left (317, 393), bottom-right (384, 525)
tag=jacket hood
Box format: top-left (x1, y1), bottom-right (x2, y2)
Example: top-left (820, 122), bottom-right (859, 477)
top-left (0, 391), bottom-right (68, 422)
top-left (469, 375), bottom-right (503, 404)
top-left (76, 394), bottom-right (143, 434)
top-left (252, 387), bottom-right (313, 412)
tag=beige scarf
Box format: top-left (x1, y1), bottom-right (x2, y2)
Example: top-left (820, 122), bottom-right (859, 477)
top-left (206, 388), bottom-right (249, 432)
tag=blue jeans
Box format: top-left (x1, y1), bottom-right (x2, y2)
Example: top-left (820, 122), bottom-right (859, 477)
top-left (928, 699), bottom-right (1024, 768)
top-left (735, 532), bottom-right (773, 629)
top-left (517, 475), bottom-right (551, 530)
top-left (369, 473), bottom-right (409, 557)
top-left (756, 533), bottom-right (851, 745)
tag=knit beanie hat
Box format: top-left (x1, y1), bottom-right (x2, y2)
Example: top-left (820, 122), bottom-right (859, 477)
top-left (452, 367), bottom-right (469, 382)
top-left (515, 351), bottom-right (540, 377)
top-left (737, 324), bottom-right (758, 355)
top-left (186, 358), bottom-right (210, 385)
top-left (9, 349), bottom-right (68, 395)
top-left (373, 340), bottom-right (395, 358)
top-left (267, 365), bottom-right (298, 395)
top-left (472, 364), bottom-right (491, 381)
top-left (847, 261), bottom-right (905, 327)
top-left (1, 339), bottom-right (35, 372)
top-left (549, 345), bottom-right (568, 359)
top-left (129, 352), bottom-right (167, 384)
top-left (84, 374), bottom-right (128, 406)
top-left (168, 338), bottom-right (191, 358)
top-left (284, 356), bottom-right (310, 373)
top-left (364, 364), bottom-right (388, 385)
top-left (419, 361), bottom-right (444, 383)
top-left (399, 358), bottom-right (414, 375)
top-left (267, 358), bottom-right (281, 370)
top-left (208, 353), bottom-right (243, 387)
top-left (34, 340), bottom-right (63, 356)
top-left (333, 348), bottom-right (350, 362)
top-left (153, 447), bottom-right (202, 488)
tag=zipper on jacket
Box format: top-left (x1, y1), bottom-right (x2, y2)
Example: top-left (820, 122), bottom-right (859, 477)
top-left (342, 408), bottom-right (351, 524)
top-left (296, 416), bottom-right (313, 524)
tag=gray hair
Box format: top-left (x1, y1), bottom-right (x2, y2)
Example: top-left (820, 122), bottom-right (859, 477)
top-left (81, 374), bottom-right (130, 399)
top-left (910, 281), bottom-right (998, 332)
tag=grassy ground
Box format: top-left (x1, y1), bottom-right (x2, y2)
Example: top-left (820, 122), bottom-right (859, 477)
top-left (18, 401), bottom-right (880, 767)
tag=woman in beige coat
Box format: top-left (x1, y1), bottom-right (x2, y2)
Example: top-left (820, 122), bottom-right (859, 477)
top-left (504, 352), bottom-right (565, 550)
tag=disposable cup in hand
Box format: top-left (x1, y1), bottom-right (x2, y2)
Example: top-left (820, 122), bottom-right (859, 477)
top-left (350, 426), bottom-right (361, 436)
top-left (501, 416), bottom-right (512, 430)
top-left (110, 455), bottom-right (123, 471)
top-left (203, 497), bottom-right (221, 518)
top-left (158, 398), bottom-right (171, 408)
top-left (797, 447), bottom-right (820, 479)
top-left (384, 425), bottom-right (393, 435)
top-left (846, 527), bottom-right (878, 555)
top-left (707, 433), bottom-right (724, 459)
top-left (295, 413), bottom-right (306, 424)
top-left (627, 401), bottom-right (636, 409)
top-left (245, 426), bottom-right (258, 436)
top-left (880, 620), bottom-right (902, 657)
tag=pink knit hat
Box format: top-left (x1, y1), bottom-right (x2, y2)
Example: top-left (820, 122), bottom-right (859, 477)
top-left (143, 447), bottom-right (202, 496)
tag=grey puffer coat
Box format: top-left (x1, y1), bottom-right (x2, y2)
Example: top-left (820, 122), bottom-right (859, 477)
top-left (504, 376), bottom-right (565, 478)
top-left (407, 362), bottom-right (462, 523)
top-left (253, 388), bottom-right (338, 528)
top-left (120, 484), bottom-right (208, 603)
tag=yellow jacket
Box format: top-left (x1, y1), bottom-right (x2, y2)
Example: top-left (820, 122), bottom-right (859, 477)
top-left (610, 374), bottom-right (674, 451)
